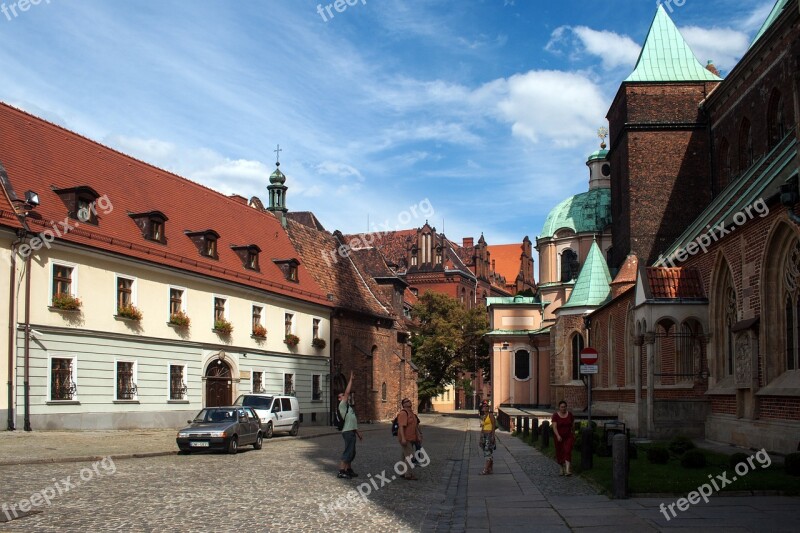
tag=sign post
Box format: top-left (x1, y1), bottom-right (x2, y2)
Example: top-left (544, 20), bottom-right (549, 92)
top-left (580, 347), bottom-right (599, 426)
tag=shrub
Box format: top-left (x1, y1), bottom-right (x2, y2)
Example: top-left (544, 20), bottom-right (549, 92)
top-left (52, 293), bottom-right (81, 310)
top-left (284, 334), bottom-right (300, 347)
top-left (729, 452), bottom-right (749, 470)
top-left (681, 449), bottom-right (707, 468)
top-left (668, 435), bottom-right (696, 456)
top-left (785, 453), bottom-right (800, 476)
top-left (647, 446), bottom-right (670, 464)
top-left (169, 311), bottom-right (190, 328)
top-left (252, 324), bottom-right (267, 338)
top-left (628, 442), bottom-right (638, 460)
top-left (117, 303), bottom-right (143, 321)
top-left (214, 319), bottom-right (233, 335)
top-left (312, 337), bottom-right (327, 349)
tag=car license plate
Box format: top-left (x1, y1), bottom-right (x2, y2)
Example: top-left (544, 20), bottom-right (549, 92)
top-left (190, 441), bottom-right (209, 447)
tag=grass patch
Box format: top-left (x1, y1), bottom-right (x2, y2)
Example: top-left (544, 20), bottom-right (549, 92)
top-left (513, 432), bottom-right (798, 495)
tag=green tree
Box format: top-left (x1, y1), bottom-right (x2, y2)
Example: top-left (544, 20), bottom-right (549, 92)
top-left (411, 292), bottom-right (489, 410)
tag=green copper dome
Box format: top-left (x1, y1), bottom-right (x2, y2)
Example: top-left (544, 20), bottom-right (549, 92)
top-left (586, 149), bottom-right (609, 163)
top-left (540, 188), bottom-right (611, 239)
top-left (269, 164), bottom-right (286, 184)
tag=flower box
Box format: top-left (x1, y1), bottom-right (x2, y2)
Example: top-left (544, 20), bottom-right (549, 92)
top-left (117, 304), bottom-right (143, 321)
top-left (252, 324), bottom-right (267, 338)
top-left (284, 334), bottom-right (300, 347)
top-left (312, 337), bottom-right (327, 349)
top-left (168, 311), bottom-right (191, 328)
top-left (51, 293), bottom-right (81, 311)
top-left (214, 318), bottom-right (234, 335)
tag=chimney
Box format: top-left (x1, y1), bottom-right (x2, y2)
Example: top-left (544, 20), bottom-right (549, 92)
top-left (463, 237), bottom-right (474, 248)
top-left (705, 60), bottom-right (720, 77)
top-left (229, 194), bottom-right (248, 205)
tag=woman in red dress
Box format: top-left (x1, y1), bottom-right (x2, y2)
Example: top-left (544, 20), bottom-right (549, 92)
top-left (551, 400), bottom-right (575, 476)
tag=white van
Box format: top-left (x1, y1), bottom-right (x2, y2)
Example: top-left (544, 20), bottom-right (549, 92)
top-left (233, 394), bottom-right (300, 438)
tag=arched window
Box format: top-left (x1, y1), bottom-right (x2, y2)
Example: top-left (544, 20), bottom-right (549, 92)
top-left (381, 382), bottom-right (387, 401)
top-left (767, 89), bottom-right (785, 149)
top-left (561, 249), bottom-right (579, 282)
top-left (607, 317), bottom-right (616, 388)
top-left (571, 333), bottom-right (584, 380)
top-left (717, 137), bottom-right (730, 192)
top-left (514, 350), bottom-right (530, 380)
top-left (784, 240), bottom-right (800, 370)
top-left (625, 305), bottom-right (635, 386)
top-left (725, 276), bottom-right (737, 376)
top-left (677, 321), bottom-right (700, 382)
top-left (738, 117), bottom-right (753, 174)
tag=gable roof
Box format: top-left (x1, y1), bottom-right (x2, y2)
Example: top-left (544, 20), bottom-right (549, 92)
top-left (0, 102), bottom-right (330, 306)
top-left (560, 240), bottom-right (612, 309)
top-left (645, 267), bottom-right (706, 299)
top-left (286, 219), bottom-right (392, 318)
top-left (486, 243), bottom-right (523, 283)
top-left (625, 5), bottom-right (722, 82)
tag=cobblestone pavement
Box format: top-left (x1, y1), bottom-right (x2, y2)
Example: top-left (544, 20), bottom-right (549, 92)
top-left (0, 415), bottom-right (468, 532)
top-left (507, 434), bottom-right (599, 497)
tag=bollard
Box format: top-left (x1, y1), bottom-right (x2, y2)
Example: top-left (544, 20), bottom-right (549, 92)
top-left (523, 417), bottom-right (530, 438)
top-left (580, 427), bottom-right (593, 470)
top-left (516, 416), bottom-right (522, 434)
top-left (612, 434), bottom-right (628, 499)
top-left (532, 418), bottom-right (539, 440)
top-left (540, 420), bottom-right (550, 448)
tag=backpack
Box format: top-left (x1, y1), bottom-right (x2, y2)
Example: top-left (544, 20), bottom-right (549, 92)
top-left (391, 416), bottom-right (399, 436)
top-left (335, 403), bottom-right (349, 431)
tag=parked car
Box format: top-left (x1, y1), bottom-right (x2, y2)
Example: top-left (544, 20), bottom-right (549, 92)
top-left (176, 406), bottom-right (264, 454)
top-left (233, 394), bottom-right (300, 438)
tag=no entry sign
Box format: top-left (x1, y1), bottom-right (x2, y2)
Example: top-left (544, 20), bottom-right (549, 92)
top-left (580, 347), bottom-right (598, 365)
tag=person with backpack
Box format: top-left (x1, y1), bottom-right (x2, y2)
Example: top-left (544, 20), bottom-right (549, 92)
top-left (336, 371), bottom-right (362, 479)
top-left (396, 398), bottom-right (421, 480)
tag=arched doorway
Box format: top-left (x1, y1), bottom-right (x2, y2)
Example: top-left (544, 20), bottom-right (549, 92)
top-left (205, 359), bottom-right (232, 407)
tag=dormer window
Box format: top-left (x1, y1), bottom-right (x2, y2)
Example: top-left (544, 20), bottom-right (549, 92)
top-left (273, 258), bottom-right (300, 283)
top-left (185, 229), bottom-right (220, 259)
top-left (231, 244), bottom-right (261, 271)
top-left (129, 211), bottom-right (168, 244)
top-left (53, 186), bottom-right (101, 225)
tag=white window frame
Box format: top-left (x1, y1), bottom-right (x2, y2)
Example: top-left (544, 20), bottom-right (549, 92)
top-left (251, 369), bottom-right (265, 393)
top-left (114, 274), bottom-right (138, 312)
top-left (212, 294), bottom-right (230, 321)
top-left (251, 303), bottom-right (265, 327)
top-left (283, 372), bottom-right (295, 395)
top-left (284, 311), bottom-right (295, 335)
top-left (49, 260), bottom-right (79, 300)
top-left (114, 359), bottom-right (139, 401)
top-left (168, 285), bottom-right (188, 316)
top-left (167, 362), bottom-right (189, 402)
top-left (48, 353), bottom-right (78, 402)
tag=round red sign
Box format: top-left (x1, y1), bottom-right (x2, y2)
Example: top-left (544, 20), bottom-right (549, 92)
top-left (580, 347), bottom-right (598, 365)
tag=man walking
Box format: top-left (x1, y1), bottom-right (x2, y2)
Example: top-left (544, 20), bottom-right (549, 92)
top-left (337, 371), bottom-right (362, 479)
top-left (397, 398), bottom-right (421, 480)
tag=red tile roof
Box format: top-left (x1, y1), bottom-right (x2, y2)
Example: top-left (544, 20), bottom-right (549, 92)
top-left (646, 267), bottom-right (706, 299)
top-left (0, 103), bottom-right (330, 306)
top-left (487, 243), bottom-right (523, 283)
top-left (611, 254), bottom-right (639, 285)
top-left (345, 229), bottom-right (416, 269)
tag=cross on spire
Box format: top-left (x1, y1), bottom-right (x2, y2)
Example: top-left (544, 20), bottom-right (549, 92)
top-left (274, 144), bottom-right (282, 165)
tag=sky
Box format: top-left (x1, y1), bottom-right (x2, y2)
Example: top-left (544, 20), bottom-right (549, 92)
top-left (0, 0), bottom-right (777, 246)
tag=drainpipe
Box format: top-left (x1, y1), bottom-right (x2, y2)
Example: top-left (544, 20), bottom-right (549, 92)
top-left (7, 232), bottom-right (22, 431)
top-left (23, 251), bottom-right (31, 431)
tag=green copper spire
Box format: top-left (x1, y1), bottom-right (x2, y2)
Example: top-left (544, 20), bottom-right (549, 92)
top-left (560, 240), bottom-right (612, 309)
top-left (750, 0), bottom-right (790, 49)
top-left (625, 5), bottom-right (721, 82)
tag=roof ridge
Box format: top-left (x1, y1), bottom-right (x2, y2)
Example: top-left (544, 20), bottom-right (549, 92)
top-left (0, 102), bottom-right (269, 213)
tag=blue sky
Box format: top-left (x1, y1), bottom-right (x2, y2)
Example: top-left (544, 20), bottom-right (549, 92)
top-left (0, 0), bottom-right (775, 246)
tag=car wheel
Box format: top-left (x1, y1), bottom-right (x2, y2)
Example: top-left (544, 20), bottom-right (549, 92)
top-left (227, 436), bottom-right (238, 454)
top-left (289, 422), bottom-right (299, 437)
top-left (253, 432), bottom-right (263, 450)
top-left (265, 423), bottom-right (273, 439)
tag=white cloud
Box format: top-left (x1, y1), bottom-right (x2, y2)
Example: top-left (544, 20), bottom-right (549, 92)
top-left (679, 26), bottom-right (750, 73)
top-left (741, 1), bottom-right (776, 32)
top-left (546, 26), bottom-right (641, 70)
top-left (496, 70), bottom-right (608, 147)
top-left (315, 162), bottom-right (364, 181)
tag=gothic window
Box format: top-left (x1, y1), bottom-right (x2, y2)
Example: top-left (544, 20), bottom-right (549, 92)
top-left (561, 249), bottom-right (579, 282)
top-left (784, 240), bottom-right (800, 370)
top-left (717, 138), bottom-right (730, 192)
top-left (381, 382), bottom-right (387, 402)
top-left (725, 277), bottom-right (737, 376)
top-left (571, 333), bottom-right (584, 380)
top-left (625, 305), bottom-right (635, 386)
top-left (677, 322), bottom-right (695, 382)
top-left (607, 318), bottom-right (616, 388)
top-left (767, 89), bottom-right (785, 149)
top-left (738, 117), bottom-right (753, 175)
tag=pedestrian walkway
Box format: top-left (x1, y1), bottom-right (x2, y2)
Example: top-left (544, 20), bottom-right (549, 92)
top-left (424, 425), bottom-right (799, 532)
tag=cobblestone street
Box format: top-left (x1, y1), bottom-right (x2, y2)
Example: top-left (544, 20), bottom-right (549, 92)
top-left (0, 415), bottom-right (468, 532)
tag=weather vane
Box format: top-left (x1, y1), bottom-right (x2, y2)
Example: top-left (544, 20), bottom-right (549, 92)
top-left (597, 127), bottom-right (608, 149)
top-left (274, 144), bottom-right (282, 166)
